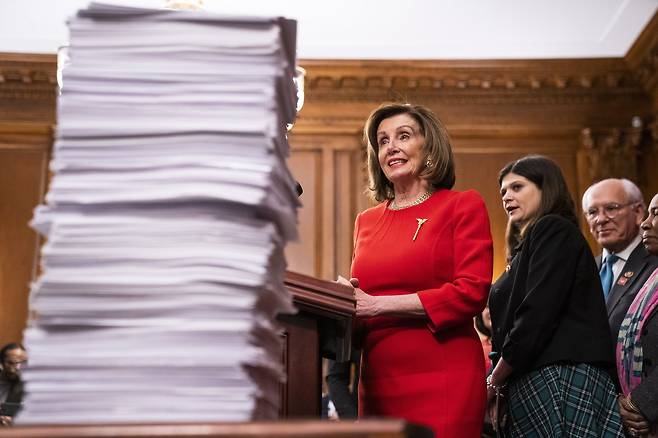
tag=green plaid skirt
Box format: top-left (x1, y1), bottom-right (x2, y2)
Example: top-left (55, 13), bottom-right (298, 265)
top-left (504, 363), bottom-right (624, 438)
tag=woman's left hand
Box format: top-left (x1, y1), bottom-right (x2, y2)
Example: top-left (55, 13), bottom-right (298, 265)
top-left (355, 287), bottom-right (380, 317)
top-left (486, 384), bottom-right (496, 403)
top-left (618, 394), bottom-right (651, 437)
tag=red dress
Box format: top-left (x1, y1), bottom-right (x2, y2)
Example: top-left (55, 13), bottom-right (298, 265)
top-left (351, 189), bottom-right (493, 436)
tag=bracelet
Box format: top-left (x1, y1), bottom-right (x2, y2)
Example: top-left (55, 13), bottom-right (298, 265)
top-left (486, 374), bottom-right (507, 391)
top-left (625, 395), bottom-right (641, 413)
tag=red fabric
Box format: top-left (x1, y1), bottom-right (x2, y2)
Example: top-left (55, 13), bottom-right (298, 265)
top-left (351, 189), bottom-right (493, 436)
top-left (481, 336), bottom-right (492, 372)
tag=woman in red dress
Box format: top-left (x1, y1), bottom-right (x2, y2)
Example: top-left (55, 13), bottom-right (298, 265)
top-left (342, 103), bottom-right (493, 436)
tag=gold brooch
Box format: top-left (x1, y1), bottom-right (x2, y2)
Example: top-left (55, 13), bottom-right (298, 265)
top-left (413, 218), bottom-right (428, 241)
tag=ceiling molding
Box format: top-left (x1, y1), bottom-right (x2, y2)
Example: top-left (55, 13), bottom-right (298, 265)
top-left (299, 59), bottom-right (644, 101)
top-left (625, 11), bottom-right (658, 100)
top-left (0, 53), bottom-right (57, 86)
top-left (0, 52), bottom-right (57, 116)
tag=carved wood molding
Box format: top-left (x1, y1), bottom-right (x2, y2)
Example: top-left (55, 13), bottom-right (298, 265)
top-left (579, 121), bottom-right (646, 184)
top-left (625, 11), bottom-right (658, 98)
top-left (0, 53), bottom-right (57, 102)
top-left (299, 58), bottom-right (644, 103)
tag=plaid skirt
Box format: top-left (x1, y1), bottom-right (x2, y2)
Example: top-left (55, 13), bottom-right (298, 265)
top-left (504, 363), bottom-right (624, 438)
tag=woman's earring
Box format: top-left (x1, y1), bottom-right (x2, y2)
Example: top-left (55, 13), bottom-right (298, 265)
top-left (426, 158), bottom-right (433, 168)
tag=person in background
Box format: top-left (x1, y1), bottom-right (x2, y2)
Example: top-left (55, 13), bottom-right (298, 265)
top-left (0, 343), bottom-right (27, 426)
top-left (582, 179), bottom-right (658, 349)
top-left (340, 103), bottom-right (493, 436)
top-left (487, 155), bottom-right (623, 437)
top-left (616, 192), bottom-right (658, 438)
top-left (325, 350), bottom-right (360, 420)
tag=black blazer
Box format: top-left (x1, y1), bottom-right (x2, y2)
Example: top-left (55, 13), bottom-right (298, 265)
top-left (489, 215), bottom-right (614, 374)
top-left (597, 243), bottom-right (658, 346)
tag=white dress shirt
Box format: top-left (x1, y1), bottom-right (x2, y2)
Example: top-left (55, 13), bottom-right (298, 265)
top-left (601, 234), bottom-right (642, 284)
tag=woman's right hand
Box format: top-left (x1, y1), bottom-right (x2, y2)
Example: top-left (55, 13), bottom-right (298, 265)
top-left (336, 276), bottom-right (359, 289)
top-left (337, 277), bottom-right (377, 317)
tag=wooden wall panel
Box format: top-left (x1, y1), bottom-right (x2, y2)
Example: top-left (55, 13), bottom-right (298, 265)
top-left (0, 125), bottom-right (51, 346)
top-left (286, 135), bottom-right (365, 281)
top-left (284, 151), bottom-right (320, 277)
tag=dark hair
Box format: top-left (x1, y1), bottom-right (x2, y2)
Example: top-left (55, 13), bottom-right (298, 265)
top-left (498, 155), bottom-right (578, 259)
top-left (364, 103), bottom-right (455, 202)
top-left (0, 343), bottom-right (25, 363)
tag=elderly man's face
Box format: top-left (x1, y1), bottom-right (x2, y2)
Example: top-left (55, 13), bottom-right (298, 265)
top-left (2, 348), bottom-right (27, 381)
top-left (584, 180), bottom-right (644, 253)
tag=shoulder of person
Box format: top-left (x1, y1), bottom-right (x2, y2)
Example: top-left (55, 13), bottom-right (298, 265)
top-left (637, 242), bottom-right (658, 266)
top-left (446, 188), bottom-right (487, 210)
top-left (528, 214), bottom-right (579, 239)
top-left (357, 201), bottom-right (388, 221)
top-left (451, 188), bottom-right (485, 203)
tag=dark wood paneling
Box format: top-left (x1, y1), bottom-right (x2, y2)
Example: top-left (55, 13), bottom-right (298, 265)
top-left (0, 124), bottom-right (51, 346)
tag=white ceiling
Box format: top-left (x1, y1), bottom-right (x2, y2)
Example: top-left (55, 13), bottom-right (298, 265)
top-left (1, 0), bottom-right (656, 59)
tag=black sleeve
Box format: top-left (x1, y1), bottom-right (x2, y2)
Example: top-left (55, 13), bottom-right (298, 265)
top-left (632, 369), bottom-right (658, 423)
top-left (631, 316), bottom-right (658, 423)
top-left (502, 216), bottom-right (580, 370)
top-left (325, 359), bottom-right (357, 419)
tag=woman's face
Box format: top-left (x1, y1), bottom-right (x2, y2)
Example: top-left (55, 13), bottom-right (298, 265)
top-left (376, 113), bottom-right (426, 187)
top-left (500, 172), bottom-right (542, 228)
top-left (641, 194), bottom-right (658, 255)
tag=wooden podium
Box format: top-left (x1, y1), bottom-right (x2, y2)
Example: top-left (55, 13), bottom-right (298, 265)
top-left (279, 271), bottom-right (355, 418)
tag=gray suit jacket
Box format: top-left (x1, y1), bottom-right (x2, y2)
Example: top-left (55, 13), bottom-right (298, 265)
top-left (597, 243), bottom-right (658, 345)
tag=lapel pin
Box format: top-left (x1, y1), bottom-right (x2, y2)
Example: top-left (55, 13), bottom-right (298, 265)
top-left (412, 218), bottom-right (428, 242)
top-left (624, 271), bottom-right (634, 278)
top-left (618, 277), bottom-right (629, 286)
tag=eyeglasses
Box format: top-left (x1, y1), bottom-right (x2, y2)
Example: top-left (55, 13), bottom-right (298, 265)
top-left (4, 359), bottom-right (27, 367)
top-left (584, 202), bottom-right (637, 221)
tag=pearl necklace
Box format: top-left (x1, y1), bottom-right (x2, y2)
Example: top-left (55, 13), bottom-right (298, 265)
top-left (390, 191), bottom-right (433, 211)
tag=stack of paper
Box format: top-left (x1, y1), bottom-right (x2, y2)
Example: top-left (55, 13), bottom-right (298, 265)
top-left (18, 2), bottom-right (299, 424)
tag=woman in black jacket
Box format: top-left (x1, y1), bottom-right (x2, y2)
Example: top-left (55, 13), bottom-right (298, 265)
top-left (487, 155), bottom-right (624, 437)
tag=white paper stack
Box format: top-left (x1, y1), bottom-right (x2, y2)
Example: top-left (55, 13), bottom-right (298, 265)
top-left (18, 2), bottom-right (299, 424)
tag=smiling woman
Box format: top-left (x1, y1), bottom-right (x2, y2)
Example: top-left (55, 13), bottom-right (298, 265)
top-left (341, 103), bottom-right (494, 436)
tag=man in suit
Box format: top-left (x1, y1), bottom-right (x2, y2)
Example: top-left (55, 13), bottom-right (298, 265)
top-left (0, 343), bottom-right (27, 426)
top-left (582, 178), bottom-right (658, 346)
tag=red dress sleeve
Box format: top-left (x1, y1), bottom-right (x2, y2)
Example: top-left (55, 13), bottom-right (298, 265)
top-left (417, 190), bottom-right (493, 332)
